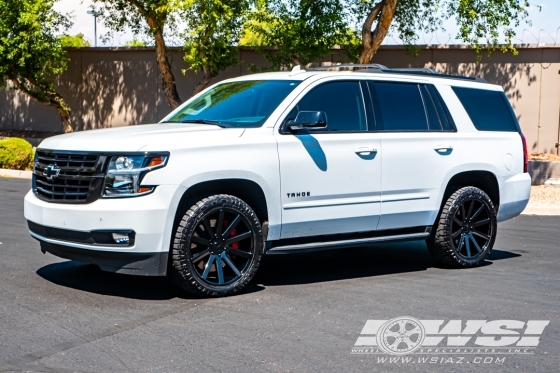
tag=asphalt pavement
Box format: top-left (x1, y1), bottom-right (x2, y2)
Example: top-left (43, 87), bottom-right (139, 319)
top-left (0, 177), bottom-right (558, 373)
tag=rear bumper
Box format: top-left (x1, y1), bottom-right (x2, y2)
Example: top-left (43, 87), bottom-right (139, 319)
top-left (497, 172), bottom-right (531, 222)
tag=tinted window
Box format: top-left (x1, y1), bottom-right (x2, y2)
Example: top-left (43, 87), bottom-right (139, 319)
top-left (421, 85), bottom-right (442, 131)
top-left (166, 80), bottom-right (300, 128)
top-left (371, 82), bottom-right (428, 131)
top-left (452, 87), bottom-right (519, 132)
top-left (289, 81), bottom-right (367, 132)
top-left (426, 85), bottom-right (454, 131)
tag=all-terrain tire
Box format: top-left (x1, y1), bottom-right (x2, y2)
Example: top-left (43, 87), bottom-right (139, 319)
top-left (427, 186), bottom-right (497, 268)
top-left (170, 194), bottom-right (263, 297)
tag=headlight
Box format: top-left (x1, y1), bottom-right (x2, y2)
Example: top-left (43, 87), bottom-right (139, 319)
top-left (102, 154), bottom-right (168, 198)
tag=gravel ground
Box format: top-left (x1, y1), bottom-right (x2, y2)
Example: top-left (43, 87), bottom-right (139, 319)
top-left (530, 185), bottom-right (560, 207)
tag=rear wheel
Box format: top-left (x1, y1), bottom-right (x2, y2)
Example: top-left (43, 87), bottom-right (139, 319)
top-left (170, 194), bottom-right (263, 296)
top-left (428, 186), bottom-right (497, 268)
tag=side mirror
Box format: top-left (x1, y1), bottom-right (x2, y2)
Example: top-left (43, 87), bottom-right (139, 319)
top-left (288, 111), bottom-right (327, 131)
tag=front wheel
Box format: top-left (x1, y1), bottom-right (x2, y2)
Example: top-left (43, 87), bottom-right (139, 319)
top-left (427, 186), bottom-right (497, 268)
top-left (170, 194), bottom-right (263, 297)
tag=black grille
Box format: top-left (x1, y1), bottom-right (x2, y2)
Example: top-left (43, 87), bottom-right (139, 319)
top-left (32, 150), bottom-right (106, 203)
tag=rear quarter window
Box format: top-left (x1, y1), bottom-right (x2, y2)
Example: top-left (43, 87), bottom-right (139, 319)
top-left (452, 86), bottom-right (519, 132)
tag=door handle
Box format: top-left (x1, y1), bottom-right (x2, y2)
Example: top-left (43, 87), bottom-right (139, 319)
top-left (354, 147), bottom-right (378, 155)
top-left (434, 145), bottom-right (453, 153)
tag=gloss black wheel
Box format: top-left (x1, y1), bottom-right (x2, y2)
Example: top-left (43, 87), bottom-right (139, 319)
top-left (451, 197), bottom-right (494, 260)
top-left (428, 186), bottom-right (497, 268)
top-left (170, 194), bottom-right (262, 296)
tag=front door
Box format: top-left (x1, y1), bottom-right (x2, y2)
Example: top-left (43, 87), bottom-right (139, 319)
top-left (275, 80), bottom-right (382, 239)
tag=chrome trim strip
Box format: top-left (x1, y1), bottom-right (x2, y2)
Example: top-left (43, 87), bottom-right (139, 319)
top-left (266, 232), bottom-right (429, 254)
top-left (29, 230), bottom-right (135, 251)
top-left (282, 194), bottom-right (430, 210)
top-left (283, 196), bottom-right (381, 210)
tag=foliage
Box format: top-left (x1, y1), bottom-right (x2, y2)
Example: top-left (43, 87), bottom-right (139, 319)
top-left (59, 33), bottom-right (91, 47)
top-left (92, 0), bottom-right (183, 107)
top-left (358, 0), bottom-right (531, 63)
top-left (91, 0), bottom-right (176, 40)
top-left (181, 0), bottom-right (250, 94)
top-left (124, 37), bottom-right (148, 47)
top-left (0, 138), bottom-right (34, 171)
top-left (0, 0), bottom-right (73, 132)
top-left (247, 0), bottom-right (358, 70)
top-left (239, 17), bottom-right (269, 47)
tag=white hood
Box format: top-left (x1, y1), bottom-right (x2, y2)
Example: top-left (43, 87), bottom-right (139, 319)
top-left (38, 123), bottom-right (246, 152)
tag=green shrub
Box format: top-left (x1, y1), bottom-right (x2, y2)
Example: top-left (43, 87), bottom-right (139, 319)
top-left (27, 147), bottom-right (36, 170)
top-left (0, 138), bottom-right (34, 170)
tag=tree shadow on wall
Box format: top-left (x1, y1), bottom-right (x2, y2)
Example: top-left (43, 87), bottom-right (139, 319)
top-left (77, 55), bottom-right (159, 131)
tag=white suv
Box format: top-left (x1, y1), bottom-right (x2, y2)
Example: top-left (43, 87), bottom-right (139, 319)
top-left (24, 64), bottom-right (531, 296)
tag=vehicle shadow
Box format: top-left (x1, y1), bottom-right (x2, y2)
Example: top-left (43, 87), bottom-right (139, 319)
top-left (255, 242), bottom-right (522, 286)
top-left (36, 261), bottom-right (182, 300)
top-left (35, 244), bottom-right (521, 298)
top-left (36, 260), bottom-right (266, 300)
top-left (256, 241), bottom-right (433, 286)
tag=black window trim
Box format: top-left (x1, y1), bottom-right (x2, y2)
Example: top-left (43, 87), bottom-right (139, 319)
top-left (279, 79), bottom-right (370, 135)
top-left (365, 80), bottom-right (457, 133)
top-left (426, 84), bottom-right (457, 132)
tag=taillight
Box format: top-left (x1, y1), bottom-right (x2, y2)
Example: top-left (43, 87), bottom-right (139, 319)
top-left (520, 133), bottom-right (528, 173)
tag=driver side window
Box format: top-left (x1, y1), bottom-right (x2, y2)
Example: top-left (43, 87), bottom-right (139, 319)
top-left (286, 81), bottom-right (368, 132)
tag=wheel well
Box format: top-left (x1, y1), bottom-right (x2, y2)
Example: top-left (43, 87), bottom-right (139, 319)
top-left (445, 171), bottom-right (500, 208)
top-left (173, 179), bottom-right (269, 227)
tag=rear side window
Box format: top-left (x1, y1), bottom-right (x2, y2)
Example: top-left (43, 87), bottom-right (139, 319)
top-left (452, 87), bottom-right (519, 132)
top-left (367, 82), bottom-right (455, 132)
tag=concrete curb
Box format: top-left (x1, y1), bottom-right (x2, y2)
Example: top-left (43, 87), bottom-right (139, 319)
top-left (0, 169), bottom-right (32, 180)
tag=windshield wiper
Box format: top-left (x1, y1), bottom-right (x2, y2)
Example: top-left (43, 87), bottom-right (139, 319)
top-left (180, 119), bottom-right (230, 128)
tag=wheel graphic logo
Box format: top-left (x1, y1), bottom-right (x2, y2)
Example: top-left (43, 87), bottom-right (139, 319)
top-left (376, 317), bottom-right (425, 355)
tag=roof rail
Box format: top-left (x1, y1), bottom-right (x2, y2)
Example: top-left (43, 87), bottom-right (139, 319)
top-left (302, 64), bottom-right (487, 83)
top-left (307, 63), bottom-right (389, 71)
top-left (360, 67), bottom-right (488, 83)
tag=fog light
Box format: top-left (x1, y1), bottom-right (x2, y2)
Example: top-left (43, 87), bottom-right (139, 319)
top-left (112, 232), bottom-right (130, 245)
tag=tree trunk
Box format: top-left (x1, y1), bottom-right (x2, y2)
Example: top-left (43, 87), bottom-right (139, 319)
top-left (192, 65), bottom-right (214, 96)
top-left (11, 78), bottom-right (73, 133)
top-left (55, 106), bottom-right (73, 134)
top-left (359, 0), bottom-right (398, 64)
top-left (147, 17), bottom-right (182, 109)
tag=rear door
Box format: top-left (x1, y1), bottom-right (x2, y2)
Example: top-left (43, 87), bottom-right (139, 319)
top-left (366, 80), bottom-right (459, 230)
top-left (275, 79), bottom-right (382, 239)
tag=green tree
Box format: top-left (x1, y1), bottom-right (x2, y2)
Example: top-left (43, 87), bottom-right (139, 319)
top-left (92, 0), bottom-right (183, 108)
top-left (181, 0), bottom-right (250, 95)
top-left (358, 0), bottom-right (531, 63)
top-left (239, 17), bottom-right (269, 46)
top-left (124, 37), bottom-right (148, 47)
top-left (247, 0), bottom-right (357, 70)
top-left (59, 33), bottom-right (91, 47)
top-left (0, 0), bottom-right (73, 133)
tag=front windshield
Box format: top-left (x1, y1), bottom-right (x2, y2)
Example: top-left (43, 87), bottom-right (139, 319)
top-left (164, 80), bottom-right (301, 128)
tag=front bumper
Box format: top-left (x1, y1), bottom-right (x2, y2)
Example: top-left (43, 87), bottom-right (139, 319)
top-left (24, 184), bottom-right (185, 276)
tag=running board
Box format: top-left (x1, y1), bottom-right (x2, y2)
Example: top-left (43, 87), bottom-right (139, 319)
top-left (266, 231), bottom-right (430, 255)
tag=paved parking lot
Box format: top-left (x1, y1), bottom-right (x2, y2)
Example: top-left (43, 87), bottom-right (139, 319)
top-left (0, 177), bottom-right (559, 373)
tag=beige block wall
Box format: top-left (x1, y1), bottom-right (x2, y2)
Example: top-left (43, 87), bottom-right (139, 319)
top-left (1, 46), bottom-right (558, 153)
